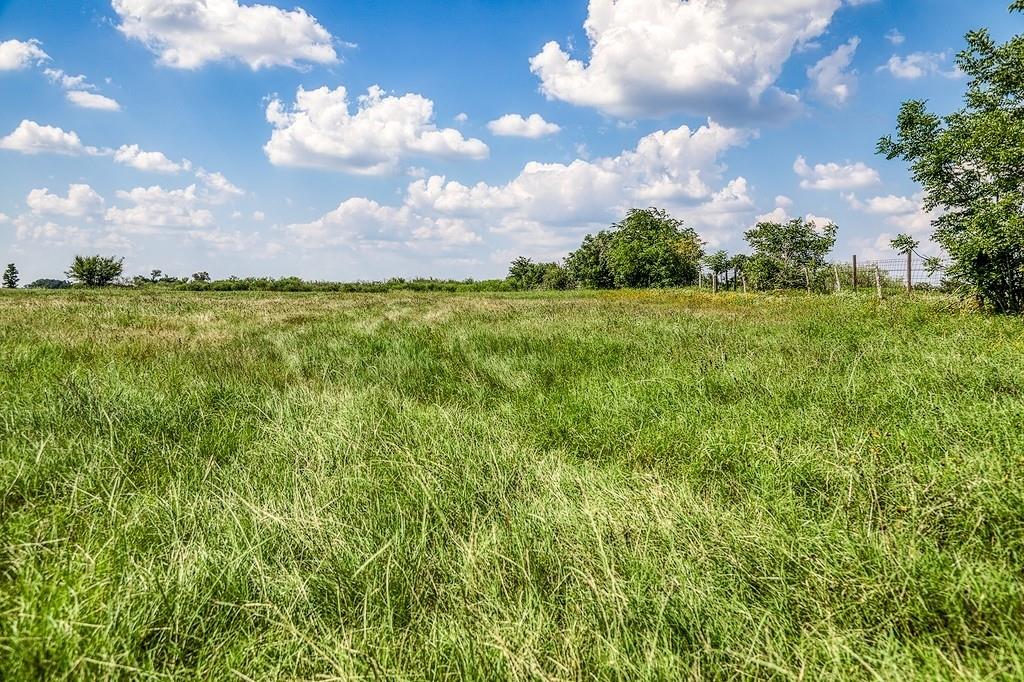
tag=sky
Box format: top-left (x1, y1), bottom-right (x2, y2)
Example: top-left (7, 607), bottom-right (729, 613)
top-left (0, 0), bottom-right (1019, 282)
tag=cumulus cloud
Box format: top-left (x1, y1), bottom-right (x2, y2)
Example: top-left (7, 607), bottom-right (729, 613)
top-left (66, 90), bottom-right (122, 111)
top-left (487, 114), bottom-right (561, 138)
top-left (264, 85), bottom-right (489, 174)
top-left (195, 169), bottom-right (245, 202)
top-left (105, 184), bottom-right (215, 231)
top-left (0, 39), bottom-right (49, 70)
top-left (111, 0), bottom-right (340, 70)
top-left (808, 37), bottom-right (860, 107)
top-left (0, 120), bottom-right (103, 156)
top-left (880, 52), bottom-right (961, 80)
top-left (794, 155), bottom-right (879, 190)
top-left (528, 0), bottom-right (851, 121)
top-left (289, 119), bottom-right (756, 254)
top-left (843, 192), bottom-right (938, 234)
top-left (885, 29), bottom-right (905, 45)
top-left (114, 144), bottom-right (192, 173)
top-left (26, 184), bottom-right (106, 217)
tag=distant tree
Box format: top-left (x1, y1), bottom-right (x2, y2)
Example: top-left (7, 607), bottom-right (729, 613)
top-left (605, 208), bottom-right (704, 288)
top-left (704, 250), bottom-right (730, 289)
top-left (149, 269), bottom-right (163, 283)
top-left (66, 255), bottom-right (124, 287)
top-left (890, 233), bottom-right (920, 257)
top-left (26, 278), bottom-right (70, 289)
top-left (539, 262), bottom-right (571, 290)
top-left (877, 3), bottom-right (1024, 311)
top-left (743, 218), bottom-right (838, 290)
top-left (2, 263), bottom-right (18, 288)
top-left (565, 231), bottom-right (615, 289)
top-left (507, 257), bottom-right (546, 291)
top-left (192, 271), bottom-right (211, 283)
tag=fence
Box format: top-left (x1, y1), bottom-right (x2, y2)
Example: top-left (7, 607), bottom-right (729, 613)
top-left (700, 253), bottom-right (951, 297)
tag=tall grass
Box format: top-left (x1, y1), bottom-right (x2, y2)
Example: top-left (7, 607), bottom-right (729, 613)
top-left (1, 289), bottom-right (1022, 679)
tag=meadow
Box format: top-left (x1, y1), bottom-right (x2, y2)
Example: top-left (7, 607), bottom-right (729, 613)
top-left (1, 288), bottom-right (1022, 680)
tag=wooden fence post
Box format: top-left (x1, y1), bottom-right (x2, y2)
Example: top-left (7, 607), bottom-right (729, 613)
top-left (875, 264), bottom-right (883, 300)
top-left (712, 273), bottom-right (718, 294)
top-left (852, 255), bottom-right (858, 292)
top-left (906, 251), bottom-right (913, 293)
top-left (741, 274), bottom-right (748, 294)
top-left (804, 266), bottom-right (811, 293)
top-left (834, 265), bottom-right (841, 293)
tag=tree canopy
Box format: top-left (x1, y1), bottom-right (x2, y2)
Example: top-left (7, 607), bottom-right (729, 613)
top-left (877, 3), bottom-right (1024, 312)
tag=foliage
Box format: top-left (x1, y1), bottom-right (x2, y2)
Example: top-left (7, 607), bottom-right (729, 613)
top-left (704, 250), bottom-right (730, 276)
top-left (179, 276), bottom-right (510, 293)
top-left (1, 290), bottom-right (1023, 679)
top-left (507, 257), bottom-right (546, 291)
top-left (192, 271), bottom-right (211, 283)
top-left (2, 263), bottom-right (18, 288)
top-left (605, 208), bottom-right (704, 288)
top-left (65, 255), bottom-right (124, 287)
top-left (877, 4), bottom-right (1024, 312)
top-left (743, 218), bottom-right (838, 290)
top-left (890, 233), bottom-right (920, 256)
top-left (564, 231), bottom-right (615, 289)
top-left (24, 278), bottom-right (71, 289)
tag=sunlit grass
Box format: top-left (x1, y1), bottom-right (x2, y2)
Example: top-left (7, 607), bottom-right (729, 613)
top-left (1, 288), bottom-right (1022, 679)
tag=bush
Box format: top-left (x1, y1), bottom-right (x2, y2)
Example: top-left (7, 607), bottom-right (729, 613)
top-left (25, 279), bottom-right (71, 289)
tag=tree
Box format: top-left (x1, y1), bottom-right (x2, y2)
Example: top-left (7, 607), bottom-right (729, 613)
top-left (605, 208), bottom-right (704, 288)
top-left (890, 234), bottom-right (920, 256)
top-left (506, 257), bottom-right (546, 290)
top-left (539, 263), bottom-right (571, 290)
top-left (2, 263), bottom-right (18, 288)
top-left (877, 3), bottom-right (1024, 312)
top-left (66, 255), bottom-right (124, 287)
top-left (25, 278), bottom-right (70, 289)
top-left (743, 218), bottom-right (838, 290)
top-left (192, 271), bottom-right (211, 283)
top-left (565, 231), bottom-right (615, 289)
top-left (704, 250), bottom-right (730, 290)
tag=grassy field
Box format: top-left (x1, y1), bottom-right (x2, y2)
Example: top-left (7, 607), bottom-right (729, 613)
top-left (1, 289), bottom-right (1022, 680)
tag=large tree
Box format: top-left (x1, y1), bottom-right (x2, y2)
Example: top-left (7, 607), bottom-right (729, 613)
top-left (605, 208), bottom-right (704, 288)
top-left (743, 218), bottom-right (838, 290)
top-left (66, 255), bottom-right (124, 287)
top-left (877, 3), bottom-right (1024, 312)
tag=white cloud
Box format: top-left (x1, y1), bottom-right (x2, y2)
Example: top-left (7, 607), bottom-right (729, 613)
top-left (0, 213), bottom-right (9, 224)
top-left (195, 169), bottom-right (245, 203)
top-left (26, 184), bottom-right (105, 217)
top-left (843, 192), bottom-right (938, 234)
top-left (252, 211), bottom-right (266, 221)
top-left (454, 112), bottom-right (469, 124)
top-left (66, 90), bottom-right (122, 111)
top-left (105, 184), bottom-right (215, 231)
top-left (753, 197), bottom-right (834, 231)
top-left (794, 155), bottom-right (880, 190)
top-left (114, 144), bottom-right (192, 173)
top-left (885, 29), bottom-right (905, 45)
top-left (44, 68), bottom-right (122, 111)
top-left (528, 0), bottom-right (849, 121)
top-left (287, 119), bottom-right (754, 254)
top-left (487, 113), bottom-right (561, 138)
top-left (264, 85), bottom-right (489, 174)
top-left (111, 0), bottom-right (339, 70)
top-left (808, 37), bottom-right (860, 107)
top-left (0, 120), bottom-right (102, 156)
top-left (285, 198), bottom-right (480, 249)
top-left (880, 52), bottom-right (960, 80)
top-left (0, 39), bottom-right (48, 71)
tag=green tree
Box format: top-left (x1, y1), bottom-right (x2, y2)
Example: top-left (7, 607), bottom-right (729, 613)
top-left (2, 263), bottom-right (18, 288)
top-left (66, 255), bottom-right (124, 287)
top-left (565, 231), bottom-right (615, 289)
top-left (539, 262), bottom-right (571, 290)
top-left (704, 250), bottom-right (730, 290)
top-left (890, 233), bottom-right (920, 256)
top-left (192, 271), bottom-right (211, 283)
top-left (877, 3), bottom-right (1024, 312)
top-left (506, 257), bottom-right (546, 290)
top-left (605, 208), bottom-right (704, 288)
top-left (743, 218), bottom-right (838, 290)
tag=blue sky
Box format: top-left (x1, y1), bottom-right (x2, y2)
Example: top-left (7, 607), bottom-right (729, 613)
top-left (0, 0), bottom-right (1018, 282)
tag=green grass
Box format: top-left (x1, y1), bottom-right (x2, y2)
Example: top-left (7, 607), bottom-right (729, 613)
top-left (1, 288), bottom-right (1022, 680)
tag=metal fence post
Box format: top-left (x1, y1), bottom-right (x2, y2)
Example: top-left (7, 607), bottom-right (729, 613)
top-left (834, 265), bottom-right (841, 293)
top-left (906, 252), bottom-right (913, 293)
top-left (852, 255), bottom-right (858, 292)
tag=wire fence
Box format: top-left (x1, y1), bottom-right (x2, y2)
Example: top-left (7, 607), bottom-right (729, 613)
top-left (700, 253), bottom-right (952, 296)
